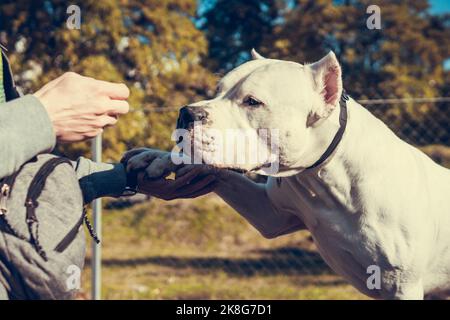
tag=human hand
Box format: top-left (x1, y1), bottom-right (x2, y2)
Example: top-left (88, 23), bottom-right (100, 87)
top-left (121, 148), bottom-right (219, 200)
top-left (135, 166), bottom-right (218, 200)
top-left (33, 72), bottom-right (130, 142)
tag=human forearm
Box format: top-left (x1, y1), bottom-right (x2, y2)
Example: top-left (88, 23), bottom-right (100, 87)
top-left (215, 170), bottom-right (305, 238)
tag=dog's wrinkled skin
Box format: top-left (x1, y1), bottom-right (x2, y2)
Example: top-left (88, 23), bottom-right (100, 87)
top-left (130, 50), bottom-right (450, 299)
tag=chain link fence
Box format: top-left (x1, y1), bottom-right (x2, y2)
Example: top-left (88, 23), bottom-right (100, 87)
top-left (86, 99), bottom-right (450, 300)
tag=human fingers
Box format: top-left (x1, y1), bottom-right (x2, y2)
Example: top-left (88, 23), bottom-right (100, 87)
top-left (101, 99), bottom-right (130, 116)
top-left (175, 164), bottom-right (197, 178)
top-left (177, 180), bottom-right (219, 199)
top-left (86, 97), bottom-right (129, 115)
top-left (121, 148), bottom-right (152, 165)
top-left (127, 150), bottom-right (162, 172)
top-left (93, 79), bottom-right (130, 100)
top-left (135, 172), bottom-right (175, 196)
top-left (174, 174), bottom-right (217, 195)
top-left (56, 128), bottom-right (103, 143)
top-left (83, 128), bottom-right (104, 138)
top-left (144, 156), bottom-right (180, 179)
top-left (176, 164), bottom-right (218, 179)
top-left (92, 115), bottom-right (118, 128)
top-left (167, 166), bottom-right (213, 190)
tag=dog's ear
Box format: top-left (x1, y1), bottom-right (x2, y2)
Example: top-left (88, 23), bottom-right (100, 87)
top-left (251, 48), bottom-right (265, 60)
top-left (309, 51), bottom-right (343, 119)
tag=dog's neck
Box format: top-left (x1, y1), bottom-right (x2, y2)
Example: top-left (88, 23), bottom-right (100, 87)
top-left (287, 97), bottom-right (345, 172)
top-left (302, 97), bottom-right (401, 213)
top-left (306, 93), bottom-right (348, 170)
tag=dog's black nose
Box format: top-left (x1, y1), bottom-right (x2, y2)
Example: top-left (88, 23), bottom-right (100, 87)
top-left (177, 106), bottom-right (209, 129)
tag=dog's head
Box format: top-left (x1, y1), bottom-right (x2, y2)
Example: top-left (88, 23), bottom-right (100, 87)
top-left (176, 50), bottom-right (343, 177)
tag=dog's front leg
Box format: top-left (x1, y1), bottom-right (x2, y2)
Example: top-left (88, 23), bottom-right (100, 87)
top-left (215, 170), bottom-right (306, 239)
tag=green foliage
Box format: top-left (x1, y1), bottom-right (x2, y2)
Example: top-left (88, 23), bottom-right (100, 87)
top-left (0, 0), bottom-right (216, 161)
top-left (202, 0), bottom-right (449, 100)
top-left (200, 0), bottom-right (283, 71)
top-left (201, 0), bottom-right (450, 146)
top-left (0, 0), bottom-right (448, 155)
top-left (1, 1), bottom-right (448, 299)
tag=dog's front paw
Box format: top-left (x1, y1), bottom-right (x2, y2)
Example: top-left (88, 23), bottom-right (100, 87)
top-left (122, 148), bottom-right (179, 179)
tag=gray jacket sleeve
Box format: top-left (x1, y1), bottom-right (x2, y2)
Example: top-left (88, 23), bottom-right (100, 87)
top-left (0, 95), bottom-right (127, 203)
top-left (0, 95), bottom-right (55, 178)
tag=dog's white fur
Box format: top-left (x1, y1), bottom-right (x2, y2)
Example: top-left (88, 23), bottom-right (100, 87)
top-left (184, 51), bottom-right (450, 299)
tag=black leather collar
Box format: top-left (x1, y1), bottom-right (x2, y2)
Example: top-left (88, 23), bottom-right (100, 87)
top-left (305, 90), bottom-right (349, 170)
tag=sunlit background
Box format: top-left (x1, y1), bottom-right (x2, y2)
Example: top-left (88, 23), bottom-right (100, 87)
top-left (1, 0), bottom-right (449, 299)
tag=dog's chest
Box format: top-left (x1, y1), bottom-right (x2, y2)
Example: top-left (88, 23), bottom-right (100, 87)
top-left (268, 172), bottom-right (374, 281)
top-left (269, 171), bottom-right (359, 233)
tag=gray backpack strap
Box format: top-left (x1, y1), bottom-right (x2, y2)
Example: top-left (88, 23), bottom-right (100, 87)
top-left (0, 157), bottom-right (99, 261)
top-left (0, 159), bottom-right (34, 241)
top-left (54, 206), bottom-right (100, 253)
top-left (24, 157), bottom-right (72, 260)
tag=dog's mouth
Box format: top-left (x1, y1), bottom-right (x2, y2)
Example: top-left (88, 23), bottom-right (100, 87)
top-left (175, 136), bottom-right (256, 174)
top-left (175, 127), bottom-right (279, 175)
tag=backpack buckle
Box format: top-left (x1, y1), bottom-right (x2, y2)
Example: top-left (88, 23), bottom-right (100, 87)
top-left (0, 184), bottom-right (10, 215)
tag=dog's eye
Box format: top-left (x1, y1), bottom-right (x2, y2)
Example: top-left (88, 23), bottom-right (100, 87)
top-left (243, 96), bottom-right (263, 107)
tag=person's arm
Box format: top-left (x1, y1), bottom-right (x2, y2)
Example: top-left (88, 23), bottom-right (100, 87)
top-left (32, 71), bottom-right (130, 203)
top-left (215, 170), bottom-right (306, 239)
top-left (73, 157), bottom-right (127, 204)
top-left (0, 95), bottom-right (128, 203)
top-left (0, 95), bottom-right (55, 179)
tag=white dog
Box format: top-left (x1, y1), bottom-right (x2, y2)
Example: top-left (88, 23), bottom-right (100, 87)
top-left (129, 50), bottom-right (450, 299)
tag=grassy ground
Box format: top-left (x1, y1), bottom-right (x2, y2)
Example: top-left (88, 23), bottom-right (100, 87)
top-left (80, 195), bottom-right (367, 300)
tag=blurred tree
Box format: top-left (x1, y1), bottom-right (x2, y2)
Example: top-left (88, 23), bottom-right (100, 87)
top-left (1, 0), bottom-right (448, 157)
top-left (200, 0), bottom-right (283, 72)
top-left (201, 0), bottom-right (449, 99)
top-left (0, 0), bottom-right (216, 160)
top-left (201, 0), bottom-right (449, 146)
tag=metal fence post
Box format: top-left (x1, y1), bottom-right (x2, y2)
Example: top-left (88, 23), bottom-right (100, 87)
top-left (91, 135), bottom-right (102, 300)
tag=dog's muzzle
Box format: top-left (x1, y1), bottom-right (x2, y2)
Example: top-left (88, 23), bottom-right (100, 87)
top-left (176, 106), bottom-right (209, 130)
